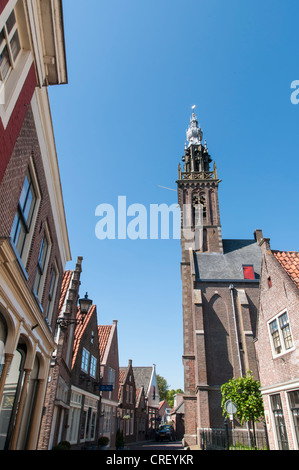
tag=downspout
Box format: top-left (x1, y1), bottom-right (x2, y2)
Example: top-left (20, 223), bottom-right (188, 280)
top-left (229, 285), bottom-right (243, 378)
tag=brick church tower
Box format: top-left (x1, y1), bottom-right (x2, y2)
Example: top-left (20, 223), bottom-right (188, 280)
top-left (177, 110), bottom-right (262, 447)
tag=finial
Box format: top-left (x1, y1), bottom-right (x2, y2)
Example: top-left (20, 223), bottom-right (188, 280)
top-left (186, 105), bottom-right (203, 147)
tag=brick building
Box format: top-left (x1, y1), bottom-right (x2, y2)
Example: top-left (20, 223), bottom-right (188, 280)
top-left (37, 257), bottom-right (83, 449)
top-left (176, 111), bottom-right (261, 447)
top-left (98, 320), bottom-right (119, 448)
top-left (255, 231), bottom-right (299, 450)
top-left (135, 386), bottom-right (147, 442)
top-left (133, 365), bottom-right (160, 437)
top-left (66, 303), bottom-right (101, 449)
top-left (118, 360), bottom-right (137, 443)
top-left (0, 0), bottom-right (70, 450)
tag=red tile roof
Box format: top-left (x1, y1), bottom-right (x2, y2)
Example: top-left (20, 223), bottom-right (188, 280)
top-left (98, 325), bottom-right (112, 363)
top-left (58, 270), bottom-right (73, 314)
top-left (272, 250), bottom-right (299, 289)
top-left (71, 305), bottom-right (96, 369)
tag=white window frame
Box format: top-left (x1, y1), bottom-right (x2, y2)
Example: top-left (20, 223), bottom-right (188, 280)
top-left (66, 391), bottom-right (82, 445)
top-left (0, 0), bottom-right (34, 129)
top-left (81, 348), bottom-right (90, 373)
top-left (267, 310), bottom-right (295, 358)
top-left (90, 355), bottom-right (97, 378)
top-left (33, 224), bottom-right (51, 303)
top-left (0, 6), bottom-right (21, 82)
top-left (10, 158), bottom-right (41, 271)
top-left (45, 261), bottom-right (59, 325)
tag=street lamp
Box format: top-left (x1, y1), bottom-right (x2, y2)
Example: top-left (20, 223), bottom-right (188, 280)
top-left (79, 292), bottom-right (93, 316)
top-left (56, 292), bottom-right (92, 327)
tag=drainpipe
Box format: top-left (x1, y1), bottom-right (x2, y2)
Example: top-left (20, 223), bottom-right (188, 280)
top-left (229, 285), bottom-right (243, 378)
top-left (229, 285), bottom-right (252, 446)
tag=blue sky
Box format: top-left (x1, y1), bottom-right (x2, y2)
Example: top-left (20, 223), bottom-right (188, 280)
top-left (48, 0), bottom-right (299, 391)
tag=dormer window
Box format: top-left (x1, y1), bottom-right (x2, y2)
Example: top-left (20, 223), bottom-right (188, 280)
top-left (243, 265), bottom-right (255, 280)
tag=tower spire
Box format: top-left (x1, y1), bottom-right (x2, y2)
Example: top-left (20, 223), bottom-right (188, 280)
top-left (186, 105), bottom-right (203, 147)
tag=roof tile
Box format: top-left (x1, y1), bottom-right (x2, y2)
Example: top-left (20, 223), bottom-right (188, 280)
top-left (272, 250), bottom-right (299, 289)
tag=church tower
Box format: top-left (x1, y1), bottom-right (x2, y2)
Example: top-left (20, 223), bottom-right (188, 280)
top-left (177, 109), bottom-right (262, 447)
top-left (177, 111), bottom-right (223, 255)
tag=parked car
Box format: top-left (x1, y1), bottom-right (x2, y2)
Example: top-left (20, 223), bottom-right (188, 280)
top-left (155, 425), bottom-right (176, 442)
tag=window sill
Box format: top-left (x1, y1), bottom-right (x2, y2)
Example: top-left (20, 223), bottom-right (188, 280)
top-left (32, 288), bottom-right (44, 314)
top-left (272, 347), bottom-right (296, 360)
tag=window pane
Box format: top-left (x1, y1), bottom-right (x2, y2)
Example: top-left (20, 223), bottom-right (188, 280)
top-left (22, 187), bottom-right (33, 225)
top-left (33, 269), bottom-right (41, 295)
top-left (0, 45), bottom-right (11, 80)
top-left (270, 394), bottom-right (289, 450)
top-left (279, 312), bottom-right (289, 328)
top-left (0, 29), bottom-right (4, 45)
top-left (289, 391), bottom-right (299, 447)
top-left (19, 173), bottom-right (36, 228)
top-left (81, 348), bottom-right (89, 372)
top-left (38, 236), bottom-right (48, 271)
top-left (49, 269), bottom-right (57, 298)
top-left (10, 30), bottom-right (20, 61)
top-left (19, 176), bottom-right (30, 210)
top-left (15, 217), bottom-right (27, 257)
top-left (6, 11), bottom-right (16, 34)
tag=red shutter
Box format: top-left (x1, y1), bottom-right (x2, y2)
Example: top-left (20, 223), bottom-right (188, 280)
top-left (243, 265), bottom-right (255, 280)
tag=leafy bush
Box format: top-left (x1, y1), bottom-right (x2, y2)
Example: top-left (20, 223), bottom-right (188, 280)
top-left (98, 436), bottom-right (109, 447)
top-left (52, 441), bottom-right (71, 450)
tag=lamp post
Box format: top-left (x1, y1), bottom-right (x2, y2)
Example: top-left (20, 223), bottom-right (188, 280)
top-left (56, 292), bottom-right (92, 327)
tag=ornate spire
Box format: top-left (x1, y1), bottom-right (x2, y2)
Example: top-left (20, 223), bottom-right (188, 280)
top-left (186, 106), bottom-right (203, 147)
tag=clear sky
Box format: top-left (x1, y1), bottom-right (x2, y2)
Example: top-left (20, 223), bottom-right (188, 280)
top-left (48, 0), bottom-right (299, 391)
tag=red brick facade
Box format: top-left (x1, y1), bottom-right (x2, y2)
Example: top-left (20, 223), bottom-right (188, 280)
top-left (0, 105), bottom-right (64, 319)
top-left (177, 115), bottom-right (262, 446)
top-left (255, 232), bottom-right (299, 450)
top-left (0, 0), bottom-right (70, 450)
top-left (0, 64), bottom-right (36, 184)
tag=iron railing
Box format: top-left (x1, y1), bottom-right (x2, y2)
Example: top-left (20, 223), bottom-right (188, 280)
top-left (200, 426), bottom-right (269, 450)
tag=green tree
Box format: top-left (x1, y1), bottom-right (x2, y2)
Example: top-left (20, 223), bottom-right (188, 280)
top-left (157, 374), bottom-right (169, 401)
top-left (166, 389), bottom-right (184, 408)
top-left (221, 371), bottom-right (265, 448)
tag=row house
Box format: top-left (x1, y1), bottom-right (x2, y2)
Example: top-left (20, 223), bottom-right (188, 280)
top-left (158, 399), bottom-right (172, 425)
top-left (38, 258), bottom-right (122, 450)
top-left (170, 394), bottom-right (185, 441)
top-left (118, 360), bottom-right (137, 444)
top-left (98, 321), bottom-right (119, 448)
top-left (133, 365), bottom-right (160, 437)
top-left (67, 301), bottom-right (101, 449)
top-left (255, 230), bottom-right (299, 450)
top-left (135, 386), bottom-right (147, 442)
top-left (0, 0), bottom-right (70, 450)
top-left (118, 362), bottom-right (160, 445)
top-left (38, 257), bottom-right (83, 450)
